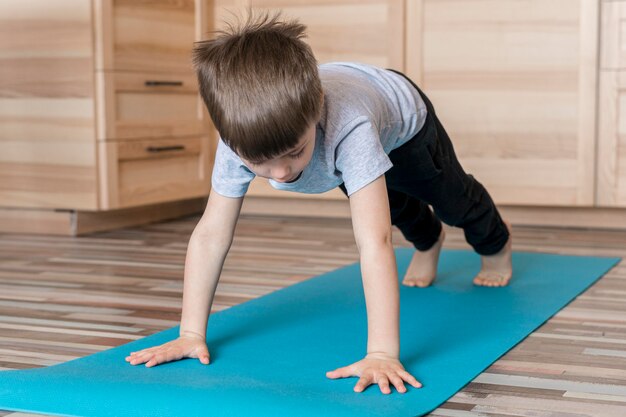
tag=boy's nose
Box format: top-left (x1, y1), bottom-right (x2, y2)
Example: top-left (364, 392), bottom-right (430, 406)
top-left (272, 166), bottom-right (292, 182)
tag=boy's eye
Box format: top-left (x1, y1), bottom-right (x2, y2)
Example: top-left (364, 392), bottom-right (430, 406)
top-left (288, 149), bottom-right (305, 159)
top-left (248, 146), bottom-right (304, 165)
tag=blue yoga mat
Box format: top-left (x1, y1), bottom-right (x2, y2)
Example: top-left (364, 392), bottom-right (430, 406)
top-left (0, 249), bottom-right (620, 417)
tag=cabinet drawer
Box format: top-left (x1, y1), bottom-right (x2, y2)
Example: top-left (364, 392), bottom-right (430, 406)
top-left (97, 71), bottom-right (205, 140)
top-left (602, 1), bottom-right (626, 70)
top-left (99, 136), bottom-right (211, 209)
top-left (96, 0), bottom-right (197, 72)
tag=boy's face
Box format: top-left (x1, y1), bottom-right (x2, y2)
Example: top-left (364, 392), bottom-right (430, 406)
top-left (241, 123), bottom-right (317, 183)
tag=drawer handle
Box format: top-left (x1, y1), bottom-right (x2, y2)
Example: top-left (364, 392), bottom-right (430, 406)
top-left (144, 80), bottom-right (184, 87)
top-left (146, 145), bottom-right (186, 153)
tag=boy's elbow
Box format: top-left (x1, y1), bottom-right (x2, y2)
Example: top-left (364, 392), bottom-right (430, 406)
top-left (191, 224), bottom-right (233, 252)
top-left (355, 228), bottom-right (393, 254)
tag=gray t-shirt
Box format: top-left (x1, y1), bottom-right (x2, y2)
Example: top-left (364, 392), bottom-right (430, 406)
top-left (211, 62), bottom-right (427, 198)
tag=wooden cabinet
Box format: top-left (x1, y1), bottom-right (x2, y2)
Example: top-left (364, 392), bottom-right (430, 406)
top-left (5, 1), bottom-right (626, 229)
top-left (0, 0), bottom-right (212, 212)
top-left (95, 0), bottom-right (212, 210)
top-left (597, 1), bottom-right (626, 206)
top-left (213, 0), bottom-right (405, 200)
top-left (407, 0), bottom-right (598, 206)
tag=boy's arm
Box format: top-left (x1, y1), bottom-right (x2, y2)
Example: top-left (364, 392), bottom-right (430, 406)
top-left (179, 189), bottom-right (244, 338)
top-left (126, 189), bottom-right (243, 367)
top-left (326, 175), bottom-right (421, 394)
top-left (348, 175), bottom-right (399, 358)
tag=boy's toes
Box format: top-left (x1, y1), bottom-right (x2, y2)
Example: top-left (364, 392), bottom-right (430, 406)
top-left (402, 277), bottom-right (434, 288)
top-left (473, 272), bottom-right (511, 287)
top-left (414, 279), bottom-right (432, 288)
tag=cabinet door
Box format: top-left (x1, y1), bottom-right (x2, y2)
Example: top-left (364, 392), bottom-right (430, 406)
top-left (597, 1), bottom-right (626, 206)
top-left (600, 0), bottom-right (626, 71)
top-left (597, 71), bottom-right (626, 206)
top-left (0, 0), bottom-right (98, 210)
top-left (212, 0), bottom-right (404, 199)
top-left (95, 0), bottom-right (197, 73)
top-left (407, 0), bottom-right (598, 206)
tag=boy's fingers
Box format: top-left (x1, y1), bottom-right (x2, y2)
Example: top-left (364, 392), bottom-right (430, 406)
top-left (195, 345), bottom-right (210, 357)
top-left (129, 352), bottom-right (151, 365)
top-left (129, 348), bottom-right (155, 361)
top-left (325, 370), bottom-right (339, 379)
top-left (146, 351), bottom-right (168, 367)
top-left (146, 352), bottom-right (167, 367)
top-left (156, 347), bottom-right (187, 366)
top-left (130, 357), bottom-right (148, 365)
top-left (127, 339), bottom-right (209, 367)
top-left (399, 371), bottom-right (422, 388)
top-left (198, 347), bottom-right (211, 364)
top-left (354, 375), bottom-right (371, 392)
top-left (326, 367), bottom-right (353, 379)
top-left (135, 347), bottom-right (155, 355)
top-left (389, 374), bottom-right (407, 393)
top-left (131, 351), bottom-right (153, 363)
top-left (377, 376), bottom-right (391, 394)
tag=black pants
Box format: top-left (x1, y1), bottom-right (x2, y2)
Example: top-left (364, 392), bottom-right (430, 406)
top-left (340, 71), bottom-right (509, 256)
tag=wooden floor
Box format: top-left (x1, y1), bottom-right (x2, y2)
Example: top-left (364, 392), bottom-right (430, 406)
top-left (0, 214), bottom-right (625, 417)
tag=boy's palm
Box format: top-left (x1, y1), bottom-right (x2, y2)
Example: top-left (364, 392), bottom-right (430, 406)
top-left (125, 335), bottom-right (210, 367)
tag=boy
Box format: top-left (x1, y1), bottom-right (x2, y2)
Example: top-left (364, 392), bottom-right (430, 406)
top-left (126, 13), bottom-right (512, 395)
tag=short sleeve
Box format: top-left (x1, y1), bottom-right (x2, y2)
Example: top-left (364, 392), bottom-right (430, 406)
top-left (335, 118), bottom-right (393, 196)
top-left (211, 139), bottom-right (256, 198)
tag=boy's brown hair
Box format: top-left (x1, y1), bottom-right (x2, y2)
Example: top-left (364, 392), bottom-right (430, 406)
top-left (192, 12), bottom-right (322, 162)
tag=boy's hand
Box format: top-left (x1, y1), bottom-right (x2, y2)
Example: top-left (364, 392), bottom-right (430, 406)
top-left (125, 332), bottom-right (210, 367)
top-left (326, 353), bottom-right (422, 394)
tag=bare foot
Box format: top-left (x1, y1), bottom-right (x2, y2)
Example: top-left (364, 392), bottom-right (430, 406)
top-left (473, 222), bottom-right (513, 287)
top-left (402, 229), bottom-right (445, 288)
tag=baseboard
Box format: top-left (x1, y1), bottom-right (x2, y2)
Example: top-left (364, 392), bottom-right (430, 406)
top-left (241, 197), bottom-right (626, 230)
top-left (0, 207), bottom-right (74, 235)
top-left (0, 198), bottom-right (207, 236)
top-left (4, 197), bottom-right (626, 236)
